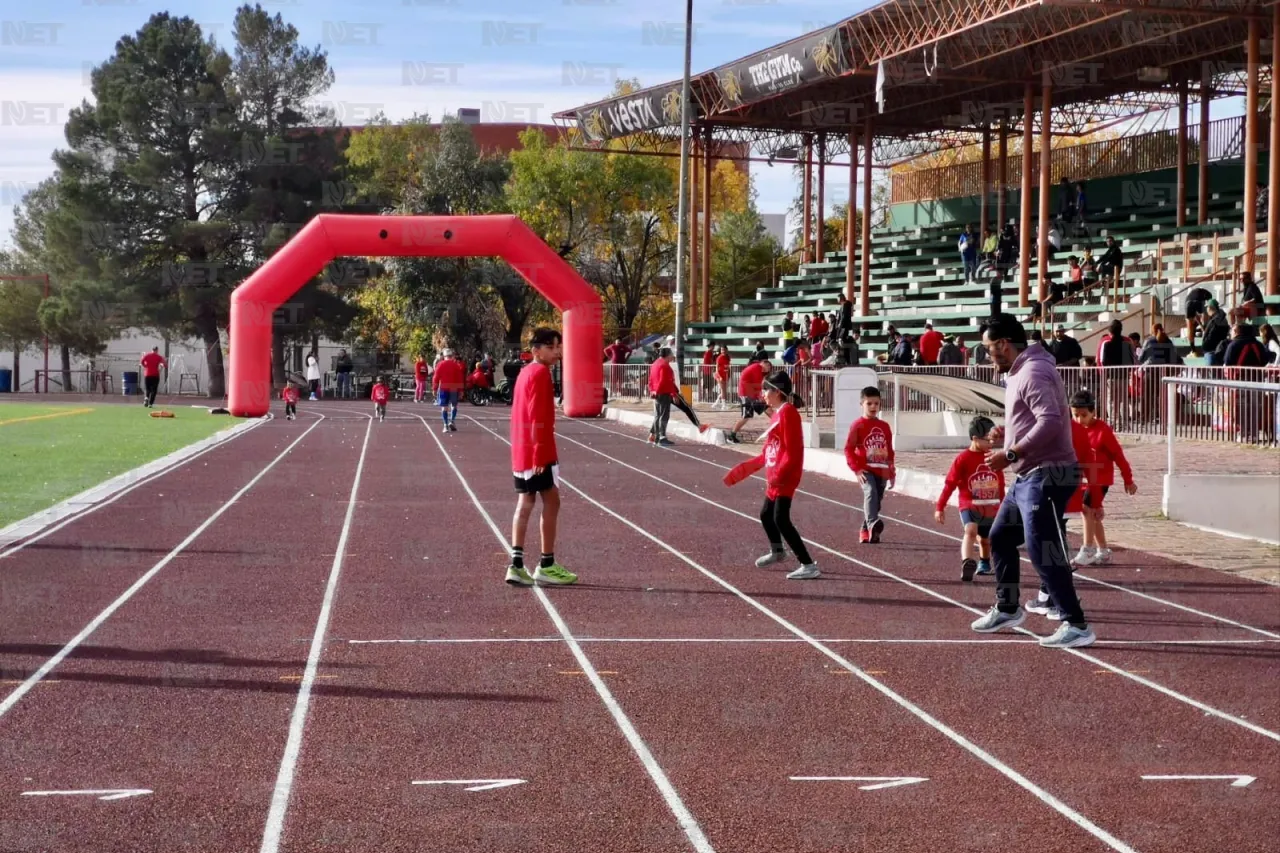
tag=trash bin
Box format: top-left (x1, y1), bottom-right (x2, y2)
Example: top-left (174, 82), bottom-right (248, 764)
top-left (122, 371), bottom-right (139, 396)
top-left (0, 368), bottom-right (11, 393)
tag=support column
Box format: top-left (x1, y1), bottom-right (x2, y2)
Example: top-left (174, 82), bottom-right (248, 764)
top-left (846, 131), bottom-right (858, 304)
top-left (1019, 85), bottom-right (1034, 308)
top-left (980, 125), bottom-right (991, 236)
top-left (1037, 72), bottom-right (1052, 304)
top-left (815, 132), bottom-right (826, 263)
top-left (802, 134), bottom-right (813, 263)
top-left (702, 127), bottom-right (713, 321)
top-left (1177, 80), bottom-right (1188, 229)
top-left (1198, 67), bottom-right (1210, 226)
top-left (689, 136), bottom-right (700, 323)
top-left (997, 123), bottom-right (1008, 228)
top-left (860, 118), bottom-right (873, 315)
top-left (1244, 16), bottom-right (1260, 273)
top-left (1269, 1), bottom-right (1280, 296)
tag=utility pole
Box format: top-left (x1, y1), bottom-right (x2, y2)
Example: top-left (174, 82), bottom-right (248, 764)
top-left (672, 0), bottom-right (694, 381)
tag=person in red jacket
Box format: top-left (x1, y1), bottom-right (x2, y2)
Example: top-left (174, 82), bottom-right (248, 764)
top-left (844, 386), bottom-right (896, 543)
top-left (723, 371), bottom-right (819, 580)
top-left (918, 322), bottom-right (944, 366)
top-left (1069, 388), bottom-right (1136, 566)
top-left (713, 346), bottom-right (731, 410)
top-left (934, 415), bottom-right (1005, 581)
top-left (414, 355), bottom-right (430, 404)
top-left (506, 327), bottom-right (577, 587)
top-left (371, 376), bottom-right (390, 423)
top-left (139, 346), bottom-right (167, 408)
top-left (281, 381), bottom-right (299, 421)
top-left (726, 358), bottom-right (772, 444)
top-left (432, 350), bottom-right (465, 433)
top-left (647, 347), bottom-right (679, 446)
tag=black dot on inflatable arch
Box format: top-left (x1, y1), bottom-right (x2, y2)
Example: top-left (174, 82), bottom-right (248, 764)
top-left (379, 229), bottom-right (388, 239)
top-left (443, 230), bottom-right (453, 240)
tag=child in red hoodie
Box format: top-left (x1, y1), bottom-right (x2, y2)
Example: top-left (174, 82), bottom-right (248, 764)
top-left (282, 382), bottom-right (299, 421)
top-left (1069, 388), bottom-right (1137, 565)
top-left (934, 415), bottom-right (1005, 581)
top-left (844, 386), bottom-right (896, 543)
top-left (724, 371), bottom-right (819, 580)
top-left (371, 376), bottom-right (390, 423)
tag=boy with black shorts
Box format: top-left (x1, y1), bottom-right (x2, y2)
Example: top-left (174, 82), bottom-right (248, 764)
top-left (1069, 388), bottom-right (1136, 566)
top-left (725, 358), bottom-right (771, 444)
top-left (935, 416), bottom-right (1006, 581)
top-left (506, 327), bottom-right (577, 587)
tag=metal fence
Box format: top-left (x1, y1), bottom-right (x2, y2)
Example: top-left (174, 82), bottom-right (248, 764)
top-left (877, 363), bottom-right (1280, 446)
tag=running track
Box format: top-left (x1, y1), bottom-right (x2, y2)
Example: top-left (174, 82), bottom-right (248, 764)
top-left (1, 403), bottom-right (1276, 853)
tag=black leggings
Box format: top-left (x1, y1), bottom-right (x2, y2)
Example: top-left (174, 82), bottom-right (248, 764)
top-left (761, 496), bottom-right (812, 565)
top-left (672, 393), bottom-right (700, 428)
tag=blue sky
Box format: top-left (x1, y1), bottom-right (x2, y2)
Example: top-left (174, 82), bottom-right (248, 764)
top-left (0, 0), bottom-right (873, 248)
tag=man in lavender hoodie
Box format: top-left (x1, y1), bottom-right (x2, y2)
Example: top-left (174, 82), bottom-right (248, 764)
top-left (970, 313), bottom-right (1096, 649)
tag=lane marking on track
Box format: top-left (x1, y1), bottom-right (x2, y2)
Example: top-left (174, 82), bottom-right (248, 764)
top-left (0, 415), bottom-right (269, 559)
top-left (559, 670), bottom-right (618, 676)
top-left (259, 413), bottom-right (374, 853)
top-left (573, 420), bottom-right (1280, 640)
top-left (344, 636), bottom-right (1277, 646)
top-left (462, 416), bottom-right (1140, 853)
top-left (1140, 774), bottom-right (1255, 787)
top-left (21, 788), bottom-right (152, 801)
top-left (0, 407), bottom-right (94, 427)
top-left (416, 412), bottom-right (718, 853)
top-left (791, 776), bottom-right (929, 791)
top-left (0, 415), bottom-right (324, 722)
top-left (538, 423), bottom-right (1280, 746)
top-left (412, 778), bottom-right (526, 792)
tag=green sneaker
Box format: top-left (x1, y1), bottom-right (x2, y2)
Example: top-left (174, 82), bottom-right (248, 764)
top-left (533, 563), bottom-right (578, 585)
top-left (504, 565), bottom-right (535, 586)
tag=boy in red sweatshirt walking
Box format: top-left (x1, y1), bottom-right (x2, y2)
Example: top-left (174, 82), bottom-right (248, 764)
top-left (282, 382), bottom-right (299, 420)
top-left (934, 416), bottom-right (1005, 581)
top-left (845, 386), bottom-right (896, 543)
top-left (724, 371), bottom-right (819, 579)
top-left (371, 376), bottom-right (390, 422)
top-left (506, 327), bottom-right (577, 587)
top-left (1069, 389), bottom-right (1137, 565)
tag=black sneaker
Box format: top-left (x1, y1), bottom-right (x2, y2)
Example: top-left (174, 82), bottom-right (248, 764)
top-left (869, 519), bottom-right (885, 543)
top-left (961, 559), bottom-right (977, 582)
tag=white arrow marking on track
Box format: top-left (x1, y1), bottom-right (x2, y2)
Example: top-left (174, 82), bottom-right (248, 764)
top-left (1141, 775), bottom-right (1256, 788)
top-left (21, 789), bottom-right (153, 801)
top-left (790, 776), bottom-right (929, 791)
top-left (412, 779), bottom-right (527, 792)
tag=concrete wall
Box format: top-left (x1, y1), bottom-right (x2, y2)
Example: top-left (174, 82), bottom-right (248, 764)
top-left (1163, 473), bottom-right (1280, 545)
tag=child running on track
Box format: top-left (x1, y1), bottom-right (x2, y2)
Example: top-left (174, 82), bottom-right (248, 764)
top-left (845, 386), bottom-right (896, 544)
top-left (725, 358), bottom-right (771, 444)
top-left (1069, 388), bottom-right (1137, 565)
top-left (371, 376), bottom-right (389, 422)
top-left (724, 371), bottom-right (819, 580)
top-left (506, 327), bottom-right (578, 587)
top-left (432, 349), bottom-right (464, 433)
top-left (282, 381), bottom-right (299, 421)
top-left (934, 416), bottom-right (1005, 581)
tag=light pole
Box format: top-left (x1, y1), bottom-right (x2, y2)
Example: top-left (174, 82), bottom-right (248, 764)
top-left (672, 0), bottom-right (694, 382)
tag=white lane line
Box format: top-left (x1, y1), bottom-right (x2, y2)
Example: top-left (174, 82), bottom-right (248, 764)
top-left (0, 417), bottom-right (270, 559)
top-left (414, 413), bottom-right (717, 853)
top-left (537, 422), bottom-right (1280, 745)
top-left (345, 636), bottom-right (1277, 646)
top-left (259, 413), bottom-right (374, 853)
top-left (0, 415), bottom-right (326, 722)
top-left (572, 421), bottom-right (1280, 641)
top-left (463, 416), bottom-right (1139, 853)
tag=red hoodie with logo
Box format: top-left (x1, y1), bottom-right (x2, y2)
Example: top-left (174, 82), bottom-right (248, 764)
top-left (844, 416), bottom-right (896, 481)
top-left (754, 403), bottom-right (804, 499)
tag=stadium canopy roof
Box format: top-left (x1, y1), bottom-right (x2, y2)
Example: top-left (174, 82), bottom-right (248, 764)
top-left (554, 0), bottom-right (1271, 163)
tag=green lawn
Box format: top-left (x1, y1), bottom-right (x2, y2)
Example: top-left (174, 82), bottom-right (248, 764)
top-left (0, 402), bottom-right (243, 528)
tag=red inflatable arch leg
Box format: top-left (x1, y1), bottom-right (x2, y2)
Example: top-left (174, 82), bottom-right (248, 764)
top-left (228, 214), bottom-right (604, 418)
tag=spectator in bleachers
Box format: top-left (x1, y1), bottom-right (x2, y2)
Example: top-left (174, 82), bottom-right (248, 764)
top-left (1050, 325), bottom-right (1083, 366)
top-left (958, 223), bottom-right (979, 283)
top-left (919, 321), bottom-right (944, 365)
top-left (1066, 256), bottom-right (1084, 295)
top-left (1200, 300), bottom-right (1231, 364)
top-left (1224, 321), bottom-right (1268, 370)
top-left (1238, 270), bottom-right (1265, 319)
top-left (809, 311), bottom-right (828, 348)
top-left (937, 335), bottom-right (964, 367)
top-left (1057, 176), bottom-right (1075, 225)
top-left (1081, 248), bottom-right (1098, 290)
top-left (1097, 236), bottom-right (1124, 283)
top-left (782, 311), bottom-right (798, 346)
top-left (1261, 324), bottom-right (1280, 363)
top-left (1184, 285), bottom-right (1214, 350)
top-left (888, 332), bottom-right (914, 366)
top-left (1139, 324), bottom-right (1179, 366)
top-left (981, 228), bottom-right (998, 263)
top-left (1099, 319), bottom-right (1136, 423)
top-left (750, 341), bottom-right (769, 363)
top-left (801, 314), bottom-right (812, 340)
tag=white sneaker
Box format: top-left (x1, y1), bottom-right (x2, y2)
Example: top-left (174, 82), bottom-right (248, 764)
top-left (1072, 547), bottom-right (1096, 565)
top-left (1039, 622), bottom-right (1096, 649)
top-left (1025, 596), bottom-right (1054, 616)
top-left (1092, 548), bottom-right (1112, 565)
top-left (971, 606), bottom-right (1026, 633)
top-left (755, 550), bottom-right (786, 568)
top-left (787, 564), bottom-right (821, 580)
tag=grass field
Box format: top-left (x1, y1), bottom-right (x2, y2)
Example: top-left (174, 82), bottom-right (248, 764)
top-left (0, 402), bottom-right (240, 528)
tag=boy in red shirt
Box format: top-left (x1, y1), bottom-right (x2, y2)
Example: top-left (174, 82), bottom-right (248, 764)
top-left (281, 381), bottom-right (299, 421)
top-left (1069, 388), bottom-right (1137, 565)
top-left (723, 371), bottom-right (819, 579)
top-left (725, 358), bottom-right (771, 444)
top-left (139, 346), bottom-right (167, 408)
top-left (934, 416), bottom-right (1005, 581)
top-left (371, 376), bottom-right (390, 422)
top-left (506, 327), bottom-right (577, 587)
top-left (432, 350), bottom-right (464, 433)
top-left (845, 386), bottom-right (896, 543)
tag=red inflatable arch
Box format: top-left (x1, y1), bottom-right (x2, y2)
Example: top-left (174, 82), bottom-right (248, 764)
top-left (228, 214), bottom-right (604, 418)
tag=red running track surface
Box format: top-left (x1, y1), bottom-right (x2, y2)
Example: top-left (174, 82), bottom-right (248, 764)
top-left (0, 402), bottom-right (1275, 853)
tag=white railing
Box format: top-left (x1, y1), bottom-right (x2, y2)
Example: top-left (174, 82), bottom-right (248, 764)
top-left (1162, 373), bottom-right (1280, 449)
